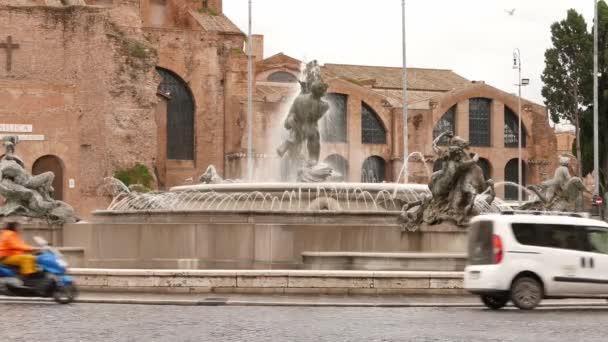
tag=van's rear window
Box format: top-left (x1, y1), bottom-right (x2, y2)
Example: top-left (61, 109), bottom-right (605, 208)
top-left (468, 220), bottom-right (493, 265)
top-left (512, 223), bottom-right (593, 252)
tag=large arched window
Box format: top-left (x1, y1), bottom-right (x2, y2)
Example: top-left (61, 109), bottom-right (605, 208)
top-left (324, 154), bottom-right (349, 180)
top-left (433, 106), bottom-right (456, 145)
top-left (32, 155), bottom-right (64, 201)
top-left (157, 68), bottom-right (195, 160)
top-left (361, 156), bottom-right (386, 183)
top-left (504, 158), bottom-right (526, 200)
top-left (504, 106), bottom-right (527, 148)
top-left (267, 71), bottom-right (298, 83)
top-left (477, 158), bottom-right (492, 181)
top-left (469, 98), bottom-right (492, 147)
top-left (361, 103), bottom-right (387, 144)
top-left (321, 94), bottom-right (348, 143)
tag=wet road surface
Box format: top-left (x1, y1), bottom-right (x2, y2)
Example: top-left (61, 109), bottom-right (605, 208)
top-left (0, 303), bottom-right (606, 342)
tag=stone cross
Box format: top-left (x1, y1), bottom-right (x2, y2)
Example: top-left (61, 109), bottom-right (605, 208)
top-left (0, 36), bottom-right (19, 72)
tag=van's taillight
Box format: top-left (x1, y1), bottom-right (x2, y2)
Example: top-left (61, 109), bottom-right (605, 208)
top-left (493, 234), bottom-right (503, 264)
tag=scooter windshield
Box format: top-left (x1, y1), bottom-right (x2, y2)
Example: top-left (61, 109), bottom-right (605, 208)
top-left (36, 251), bottom-right (66, 274)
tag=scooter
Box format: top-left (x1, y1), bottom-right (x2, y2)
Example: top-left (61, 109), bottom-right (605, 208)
top-left (0, 236), bottom-right (78, 304)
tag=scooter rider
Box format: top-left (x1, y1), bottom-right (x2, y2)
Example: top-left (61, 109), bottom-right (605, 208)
top-left (0, 222), bottom-right (40, 282)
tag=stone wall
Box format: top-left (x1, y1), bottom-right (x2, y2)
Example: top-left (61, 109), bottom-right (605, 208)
top-left (64, 212), bottom-right (468, 270)
top-left (0, 5), bottom-right (159, 218)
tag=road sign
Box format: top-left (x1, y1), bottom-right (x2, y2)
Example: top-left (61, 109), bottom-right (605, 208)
top-left (594, 196), bottom-right (603, 207)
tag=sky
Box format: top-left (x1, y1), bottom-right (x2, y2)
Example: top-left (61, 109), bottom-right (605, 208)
top-left (224, 0), bottom-right (595, 106)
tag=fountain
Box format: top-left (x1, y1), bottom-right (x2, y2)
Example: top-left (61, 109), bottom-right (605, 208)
top-left (74, 61), bottom-right (558, 271)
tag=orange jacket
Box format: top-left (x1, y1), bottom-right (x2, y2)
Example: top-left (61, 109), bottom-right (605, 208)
top-left (0, 229), bottom-right (34, 257)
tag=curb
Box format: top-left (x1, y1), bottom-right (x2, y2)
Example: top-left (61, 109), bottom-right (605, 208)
top-left (2, 297), bottom-right (607, 308)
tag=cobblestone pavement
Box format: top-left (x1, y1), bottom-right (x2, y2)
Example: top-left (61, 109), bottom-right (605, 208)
top-left (0, 303), bottom-right (606, 342)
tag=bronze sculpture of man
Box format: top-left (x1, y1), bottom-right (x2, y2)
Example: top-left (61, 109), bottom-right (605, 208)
top-left (277, 81), bottom-right (329, 164)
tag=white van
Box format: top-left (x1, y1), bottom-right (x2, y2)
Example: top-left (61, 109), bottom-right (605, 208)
top-left (464, 212), bottom-right (608, 310)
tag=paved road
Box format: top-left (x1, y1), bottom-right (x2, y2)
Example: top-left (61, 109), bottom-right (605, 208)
top-left (0, 303), bottom-right (606, 342)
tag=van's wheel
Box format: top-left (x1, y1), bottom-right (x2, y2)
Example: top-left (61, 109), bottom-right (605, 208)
top-left (480, 295), bottom-right (509, 310)
top-left (510, 277), bottom-right (543, 310)
top-left (53, 284), bottom-right (78, 304)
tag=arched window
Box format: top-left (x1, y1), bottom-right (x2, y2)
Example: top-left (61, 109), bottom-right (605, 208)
top-left (32, 155), bottom-right (64, 201)
top-left (157, 68), bottom-right (195, 160)
top-left (433, 106), bottom-right (456, 145)
top-left (504, 106), bottom-right (527, 148)
top-left (267, 71), bottom-right (298, 83)
top-left (504, 158), bottom-right (526, 200)
top-left (469, 98), bottom-right (492, 147)
top-left (321, 94), bottom-right (348, 143)
top-left (361, 103), bottom-right (386, 144)
top-left (361, 156), bottom-right (386, 183)
top-left (324, 154), bottom-right (349, 180)
top-left (477, 158), bottom-right (492, 181)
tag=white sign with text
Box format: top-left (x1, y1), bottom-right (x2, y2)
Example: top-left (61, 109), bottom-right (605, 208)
top-left (0, 124), bottom-right (33, 133)
top-left (0, 134), bottom-right (44, 141)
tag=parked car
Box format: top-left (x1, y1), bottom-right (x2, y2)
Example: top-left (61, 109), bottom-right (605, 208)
top-left (464, 212), bottom-right (608, 310)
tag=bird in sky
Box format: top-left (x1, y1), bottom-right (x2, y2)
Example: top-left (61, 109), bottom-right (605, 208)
top-left (505, 8), bottom-right (516, 16)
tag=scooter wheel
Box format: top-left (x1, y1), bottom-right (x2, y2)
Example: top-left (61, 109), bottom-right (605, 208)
top-left (53, 284), bottom-right (78, 304)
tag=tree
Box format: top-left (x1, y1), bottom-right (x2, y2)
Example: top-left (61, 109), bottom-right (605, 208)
top-left (579, 1), bottom-right (608, 194)
top-left (541, 9), bottom-right (593, 177)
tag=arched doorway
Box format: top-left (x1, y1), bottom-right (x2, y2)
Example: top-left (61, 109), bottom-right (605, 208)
top-left (156, 67), bottom-right (195, 160)
top-left (32, 155), bottom-right (64, 201)
top-left (504, 158), bottom-right (526, 200)
top-left (324, 154), bottom-right (349, 181)
top-left (361, 156), bottom-right (386, 183)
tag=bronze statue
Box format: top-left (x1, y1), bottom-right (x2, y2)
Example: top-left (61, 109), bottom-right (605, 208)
top-left (399, 132), bottom-right (495, 230)
top-left (277, 61), bottom-right (332, 182)
top-left (276, 81), bottom-right (329, 164)
top-left (0, 136), bottom-right (78, 223)
top-left (522, 156), bottom-right (590, 212)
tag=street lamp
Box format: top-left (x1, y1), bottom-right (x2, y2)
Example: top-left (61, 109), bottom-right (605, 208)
top-left (246, 0), bottom-right (254, 180)
top-left (593, 0), bottom-right (601, 217)
top-left (513, 49), bottom-right (528, 204)
top-left (401, 0), bottom-right (409, 183)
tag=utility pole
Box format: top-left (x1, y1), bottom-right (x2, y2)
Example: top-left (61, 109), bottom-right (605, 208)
top-left (402, 0), bottom-right (409, 183)
top-left (247, 0), bottom-right (254, 180)
top-left (593, 0), bottom-right (601, 214)
top-left (514, 49), bottom-right (523, 204)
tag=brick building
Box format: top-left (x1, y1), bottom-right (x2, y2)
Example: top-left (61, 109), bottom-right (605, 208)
top-left (250, 52), bottom-right (559, 200)
top-left (0, 0), bottom-right (560, 218)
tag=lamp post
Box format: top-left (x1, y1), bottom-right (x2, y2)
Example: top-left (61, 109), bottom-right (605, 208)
top-left (246, 0), bottom-right (254, 180)
top-left (593, 0), bottom-right (601, 215)
top-left (401, 0), bottom-right (409, 183)
top-left (513, 49), bottom-right (529, 204)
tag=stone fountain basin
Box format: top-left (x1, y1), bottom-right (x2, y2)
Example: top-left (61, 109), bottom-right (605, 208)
top-left (171, 182), bottom-right (429, 193)
top-left (151, 182), bottom-right (430, 212)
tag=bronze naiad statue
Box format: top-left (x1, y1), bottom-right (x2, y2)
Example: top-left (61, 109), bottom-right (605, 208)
top-left (277, 60), bottom-right (333, 182)
top-left (399, 131), bottom-right (495, 231)
top-left (0, 136), bottom-right (78, 224)
top-left (521, 156), bottom-right (590, 212)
